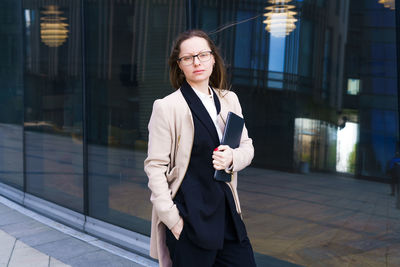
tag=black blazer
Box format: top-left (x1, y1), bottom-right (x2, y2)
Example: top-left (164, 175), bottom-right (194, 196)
top-left (173, 80), bottom-right (246, 250)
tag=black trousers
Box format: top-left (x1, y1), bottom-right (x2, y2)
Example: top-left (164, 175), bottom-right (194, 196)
top-left (166, 202), bottom-right (256, 267)
top-left (167, 181), bottom-right (256, 266)
top-left (166, 227), bottom-right (256, 267)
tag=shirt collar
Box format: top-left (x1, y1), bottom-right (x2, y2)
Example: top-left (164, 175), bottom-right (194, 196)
top-left (192, 86), bottom-right (213, 101)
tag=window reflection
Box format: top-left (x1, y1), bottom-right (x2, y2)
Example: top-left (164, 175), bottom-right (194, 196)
top-left (0, 124), bottom-right (24, 189)
top-left (196, 0), bottom-right (397, 264)
top-left (378, 0), bottom-right (395, 10)
top-left (85, 0), bottom-right (186, 234)
top-left (0, 1), bottom-right (24, 189)
top-left (263, 0), bottom-right (298, 38)
top-left (0, 0), bottom-right (398, 266)
top-left (346, 0), bottom-right (398, 177)
top-left (23, 1), bottom-right (83, 212)
top-left (40, 5), bottom-right (70, 48)
top-left (294, 118), bottom-right (337, 172)
top-left (347, 78), bottom-right (360, 95)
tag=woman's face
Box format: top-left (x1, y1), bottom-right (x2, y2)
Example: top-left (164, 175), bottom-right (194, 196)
top-left (178, 36), bottom-right (215, 87)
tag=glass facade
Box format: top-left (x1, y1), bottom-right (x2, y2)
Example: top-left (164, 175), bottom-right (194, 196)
top-left (345, 0), bottom-right (398, 178)
top-left (84, 0), bottom-right (186, 235)
top-left (0, 0), bottom-right (399, 266)
top-left (0, 1), bottom-right (24, 190)
top-left (23, 1), bottom-right (84, 212)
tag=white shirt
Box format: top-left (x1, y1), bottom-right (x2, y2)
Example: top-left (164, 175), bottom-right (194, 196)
top-left (192, 86), bottom-right (234, 172)
top-left (192, 86), bottom-right (223, 141)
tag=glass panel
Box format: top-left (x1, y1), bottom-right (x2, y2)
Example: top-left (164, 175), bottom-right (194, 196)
top-left (322, 28), bottom-right (331, 98)
top-left (194, 0), bottom-right (398, 265)
top-left (85, 0), bottom-right (186, 235)
top-left (23, 2), bottom-right (84, 212)
top-left (349, 0), bottom-right (398, 178)
top-left (1, 0), bottom-right (398, 265)
top-left (347, 78), bottom-right (360, 95)
top-left (0, 1), bottom-right (24, 189)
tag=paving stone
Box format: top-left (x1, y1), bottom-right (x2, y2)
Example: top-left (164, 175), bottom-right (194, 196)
top-left (317, 256), bottom-right (354, 267)
top-left (254, 252), bottom-right (302, 267)
top-left (293, 244), bottom-right (351, 264)
top-left (0, 230), bottom-right (16, 266)
top-left (0, 210), bottom-right (32, 226)
top-left (1, 219), bottom-right (48, 238)
top-left (8, 240), bottom-right (49, 267)
top-left (34, 236), bottom-right (100, 262)
top-left (388, 255), bottom-right (400, 266)
top-left (348, 247), bottom-right (387, 267)
top-left (66, 249), bottom-right (143, 267)
top-left (0, 203), bottom-right (11, 213)
top-left (49, 257), bottom-right (72, 267)
top-left (18, 228), bottom-right (70, 247)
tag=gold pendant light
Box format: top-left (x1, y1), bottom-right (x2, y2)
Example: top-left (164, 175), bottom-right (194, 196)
top-left (263, 0), bottom-right (298, 38)
top-left (378, 0), bottom-right (395, 10)
top-left (40, 5), bottom-right (69, 47)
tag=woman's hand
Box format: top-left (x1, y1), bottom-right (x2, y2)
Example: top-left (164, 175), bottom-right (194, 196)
top-left (171, 217), bottom-right (184, 240)
top-left (212, 145), bottom-right (233, 171)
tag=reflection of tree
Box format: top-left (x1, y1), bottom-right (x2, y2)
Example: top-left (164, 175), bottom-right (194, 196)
top-left (357, 142), bottom-right (384, 177)
top-left (327, 142), bottom-right (337, 171)
top-left (347, 144), bottom-right (356, 173)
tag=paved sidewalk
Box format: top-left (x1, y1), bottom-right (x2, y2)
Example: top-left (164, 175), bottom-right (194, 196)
top-left (0, 198), bottom-right (156, 267)
top-left (0, 229), bottom-right (70, 267)
top-left (238, 169), bottom-right (400, 266)
top-left (1, 168), bottom-right (400, 267)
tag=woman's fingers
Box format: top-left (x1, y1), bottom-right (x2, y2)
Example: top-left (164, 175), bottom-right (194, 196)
top-left (218, 145), bottom-right (230, 150)
top-left (214, 166), bottom-right (223, 170)
top-left (213, 163), bottom-right (224, 170)
top-left (171, 218), bottom-right (184, 240)
top-left (212, 146), bottom-right (233, 170)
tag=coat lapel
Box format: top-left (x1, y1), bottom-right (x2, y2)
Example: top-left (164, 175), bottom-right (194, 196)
top-left (180, 80), bottom-right (220, 145)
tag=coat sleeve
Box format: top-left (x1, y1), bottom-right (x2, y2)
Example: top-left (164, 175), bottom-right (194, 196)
top-left (144, 99), bottom-right (181, 230)
top-left (230, 92), bottom-right (254, 172)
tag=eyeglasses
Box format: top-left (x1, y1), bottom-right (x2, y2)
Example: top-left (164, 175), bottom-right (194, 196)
top-left (178, 51), bottom-right (213, 66)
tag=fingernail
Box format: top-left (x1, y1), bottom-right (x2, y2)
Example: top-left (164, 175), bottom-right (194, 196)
top-left (214, 148), bottom-right (219, 151)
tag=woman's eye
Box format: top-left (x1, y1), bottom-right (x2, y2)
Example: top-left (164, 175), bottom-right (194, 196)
top-left (182, 56), bottom-right (192, 61)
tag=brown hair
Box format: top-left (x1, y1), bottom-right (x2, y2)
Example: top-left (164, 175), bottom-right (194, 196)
top-left (168, 29), bottom-right (228, 91)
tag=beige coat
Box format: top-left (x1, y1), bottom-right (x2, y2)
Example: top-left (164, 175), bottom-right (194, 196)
top-left (144, 88), bottom-right (254, 267)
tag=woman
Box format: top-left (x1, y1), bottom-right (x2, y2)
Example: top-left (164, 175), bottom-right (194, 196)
top-left (144, 30), bottom-right (256, 267)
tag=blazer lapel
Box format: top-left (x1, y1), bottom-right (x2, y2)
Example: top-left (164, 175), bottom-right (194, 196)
top-left (180, 80), bottom-right (220, 144)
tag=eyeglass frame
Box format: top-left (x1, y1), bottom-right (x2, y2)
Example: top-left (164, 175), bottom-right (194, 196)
top-left (177, 51), bottom-right (213, 66)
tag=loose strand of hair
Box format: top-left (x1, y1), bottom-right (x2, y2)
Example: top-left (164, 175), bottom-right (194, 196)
top-left (209, 13), bottom-right (262, 35)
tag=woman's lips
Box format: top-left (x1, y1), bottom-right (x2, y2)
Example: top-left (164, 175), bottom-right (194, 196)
top-left (193, 70), bottom-right (205, 74)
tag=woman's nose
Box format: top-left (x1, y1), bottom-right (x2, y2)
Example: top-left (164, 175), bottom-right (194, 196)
top-left (193, 56), bottom-right (201, 65)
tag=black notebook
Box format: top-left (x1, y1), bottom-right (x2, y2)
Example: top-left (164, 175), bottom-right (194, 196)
top-left (214, 111), bottom-right (244, 182)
